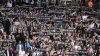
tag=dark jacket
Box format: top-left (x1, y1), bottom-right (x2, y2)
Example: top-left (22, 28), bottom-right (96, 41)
top-left (5, 49), bottom-right (12, 56)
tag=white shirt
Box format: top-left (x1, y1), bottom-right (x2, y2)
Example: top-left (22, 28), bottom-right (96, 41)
top-left (89, 23), bottom-right (94, 28)
top-left (7, 2), bottom-right (12, 7)
top-left (64, 1), bottom-right (66, 5)
top-left (0, 29), bottom-right (3, 33)
top-left (31, 0), bottom-right (34, 4)
top-left (12, 25), bottom-right (17, 33)
top-left (7, 49), bottom-right (9, 56)
top-left (36, 52), bottom-right (40, 56)
top-left (70, 42), bottom-right (74, 46)
top-left (50, 51), bottom-right (56, 55)
top-left (44, 38), bottom-right (48, 41)
top-left (97, 23), bottom-right (100, 28)
top-left (74, 45), bottom-right (81, 50)
top-left (32, 52), bottom-right (40, 56)
top-left (32, 52), bottom-right (36, 56)
top-left (82, 15), bottom-right (88, 22)
top-left (74, 45), bottom-right (79, 50)
top-left (19, 51), bottom-right (25, 56)
top-left (19, 44), bottom-right (22, 52)
top-left (14, 22), bottom-right (20, 26)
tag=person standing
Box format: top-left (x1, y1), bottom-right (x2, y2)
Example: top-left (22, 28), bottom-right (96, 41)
top-left (24, 39), bottom-right (32, 51)
top-left (5, 46), bottom-right (13, 56)
top-left (16, 41), bottom-right (24, 53)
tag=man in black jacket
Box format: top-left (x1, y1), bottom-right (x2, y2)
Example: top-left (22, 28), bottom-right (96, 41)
top-left (5, 46), bottom-right (13, 56)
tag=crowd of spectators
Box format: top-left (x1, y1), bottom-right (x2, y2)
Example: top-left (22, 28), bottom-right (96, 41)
top-left (0, 3), bottom-right (100, 56)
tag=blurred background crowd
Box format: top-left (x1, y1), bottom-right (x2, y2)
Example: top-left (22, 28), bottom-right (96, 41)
top-left (0, 0), bottom-right (100, 56)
